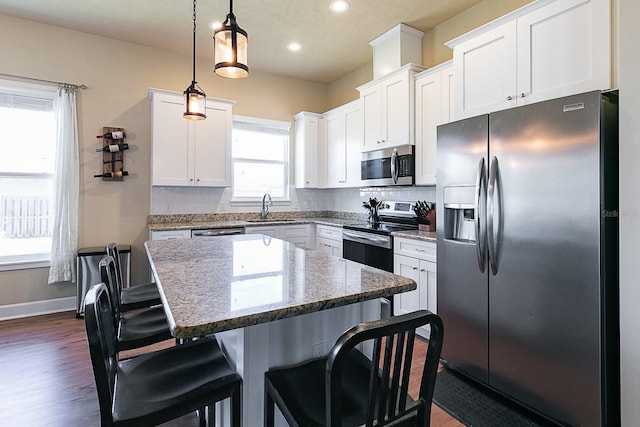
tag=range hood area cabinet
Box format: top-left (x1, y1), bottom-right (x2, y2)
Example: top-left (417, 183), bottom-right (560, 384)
top-left (357, 63), bottom-right (425, 152)
top-left (149, 88), bottom-right (234, 187)
top-left (447, 0), bottom-right (611, 120)
top-left (414, 61), bottom-right (454, 186)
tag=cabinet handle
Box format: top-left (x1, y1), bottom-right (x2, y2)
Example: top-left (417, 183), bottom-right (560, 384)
top-left (190, 178), bottom-right (194, 182)
top-left (420, 269), bottom-right (426, 272)
top-left (520, 93), bottom-right (526, 98)
top-left (412, 267), bottom-right (418, 270)
top-left (506, 95), bottom-right (513, 101)
top-left (196, 178), bottom-right (200, 182)
top-left (415, 248), bottom-right (426, 252)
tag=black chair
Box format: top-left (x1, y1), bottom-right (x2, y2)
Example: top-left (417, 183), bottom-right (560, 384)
top-left (99, 255), bottom-right (173, 352)
top-left (264, 310), bottom-right (444, 427)
top-left (106, 242), bottom-right (162, 311)
top-left (84, 282), bottom-right (242, 426)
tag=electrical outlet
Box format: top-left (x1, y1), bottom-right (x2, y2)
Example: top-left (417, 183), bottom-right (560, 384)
top-left (312, 341), bottom-right (327, 358)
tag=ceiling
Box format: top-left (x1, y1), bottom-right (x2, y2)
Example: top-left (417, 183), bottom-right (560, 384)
top-left (0, 0), bottom-right (482, 84)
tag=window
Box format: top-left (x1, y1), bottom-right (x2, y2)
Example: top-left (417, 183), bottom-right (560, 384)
top-left (0, 80), bottom-right (57, 269)
top-left (231, 116), bottom-right (290, 201)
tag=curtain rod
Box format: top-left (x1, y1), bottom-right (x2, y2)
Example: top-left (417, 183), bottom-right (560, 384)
top-left (0, 73), bottom-right (87, 89)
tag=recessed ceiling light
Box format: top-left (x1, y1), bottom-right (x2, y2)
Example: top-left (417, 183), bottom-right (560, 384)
top-left (329, 1), bottom-right (349, 13)
top-left (288, 42), bottom-right (301, 52)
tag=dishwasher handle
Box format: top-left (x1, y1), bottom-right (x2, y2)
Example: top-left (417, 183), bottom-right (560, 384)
top-left (191, 228), bottom-right (245, 237)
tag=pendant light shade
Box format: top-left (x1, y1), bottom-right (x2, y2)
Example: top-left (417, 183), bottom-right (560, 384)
top-left (214, 0), bottom-right (249, 79)
top-left (184, 0), bottom-right (206, 120)
top-left (184, 83), bottom-right (206, 120)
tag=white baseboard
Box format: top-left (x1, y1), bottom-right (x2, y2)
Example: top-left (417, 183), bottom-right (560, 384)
top-left (0, 296), bottom-right (76, 321)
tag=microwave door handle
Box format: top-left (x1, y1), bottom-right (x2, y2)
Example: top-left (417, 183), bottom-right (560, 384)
top-left (390, 148), bottom-right (398, 183)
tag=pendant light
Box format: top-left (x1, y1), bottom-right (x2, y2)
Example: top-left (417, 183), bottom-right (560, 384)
top-left (184, 0), bottom-right (206, 120)
top-left (213, 0), bottom-right (249, 79)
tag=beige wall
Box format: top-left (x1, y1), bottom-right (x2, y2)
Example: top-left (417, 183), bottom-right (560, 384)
top-left (0, 13), bottom-right (327, 305)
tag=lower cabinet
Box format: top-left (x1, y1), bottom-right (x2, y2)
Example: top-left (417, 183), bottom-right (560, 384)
top-left (245, 224), bottom-right (314, 249)
top-left (393, 237), bottom-right (437, 338)
top-left (315, 224), bottom-right (343, 257)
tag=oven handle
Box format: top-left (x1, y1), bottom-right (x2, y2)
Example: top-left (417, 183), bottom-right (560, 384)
top-left (342, 230), bottom-right (391, 249)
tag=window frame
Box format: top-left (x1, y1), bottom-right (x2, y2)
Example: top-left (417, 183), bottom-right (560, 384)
top-left (230, 115), bottom-right (291, 205)
top-left (0, 79), bottom-right (57, 271)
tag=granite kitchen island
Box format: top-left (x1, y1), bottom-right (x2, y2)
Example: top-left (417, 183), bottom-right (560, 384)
top-left (145, 234), bottom-right (417, 426)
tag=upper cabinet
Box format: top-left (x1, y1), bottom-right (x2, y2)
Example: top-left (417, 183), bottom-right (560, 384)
top-left (357, 63), bottom-right (426, 152)
top-left (414, 61), bottom-right (454, 186)
top-left (448, 0), bottom-right (611, 119)
top-left (149, 88), bottom-right (234, 187)
top-left (294, 112), bottom-right (322, 188)
top-left (323, 100), bottom-right (363, 188)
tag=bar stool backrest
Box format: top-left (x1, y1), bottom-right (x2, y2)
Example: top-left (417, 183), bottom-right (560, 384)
top-left (99, 255), bottom-right (122, 321)
top-left (84, 283), bottom-right (119, 426)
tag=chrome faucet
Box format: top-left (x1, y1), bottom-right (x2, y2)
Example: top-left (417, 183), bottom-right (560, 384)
top-left (261, 193), bottom-right (272, 219)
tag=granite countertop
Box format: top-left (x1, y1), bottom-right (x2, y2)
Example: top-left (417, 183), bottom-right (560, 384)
top-left (392, 230), bottom-right (437, 242)
top-left (147, 213), bottom-right (360, 232)
top-left (144, 234), bottom-right (416, 339)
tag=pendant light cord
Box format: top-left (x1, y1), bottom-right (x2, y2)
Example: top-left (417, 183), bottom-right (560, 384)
top-left (192, 0), bottom-right (197, 84)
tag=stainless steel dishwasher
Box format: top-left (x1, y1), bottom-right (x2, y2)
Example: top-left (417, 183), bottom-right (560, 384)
top-left (191, 228), bottom-right (245, 237)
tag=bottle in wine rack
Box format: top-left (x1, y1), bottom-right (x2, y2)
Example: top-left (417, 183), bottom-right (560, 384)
top-left (94, 171), bottom-right (129, 178)
top-left (97, 131), bottom-right (126, 140)
top-left (96, 143), bottom-right (129, 152)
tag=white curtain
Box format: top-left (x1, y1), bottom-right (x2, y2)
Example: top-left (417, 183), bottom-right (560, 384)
top-left (48, 85), bottom-right (79, 284)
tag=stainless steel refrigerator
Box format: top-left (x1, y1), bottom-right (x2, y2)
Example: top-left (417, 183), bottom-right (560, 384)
top-left (436, 90), bottom-right (619, 426)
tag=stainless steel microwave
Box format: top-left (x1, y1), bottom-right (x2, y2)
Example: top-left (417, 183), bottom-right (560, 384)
top-left (361, 145), bottom-right (414, 186)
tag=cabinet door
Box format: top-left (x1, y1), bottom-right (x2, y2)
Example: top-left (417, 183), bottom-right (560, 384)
top-left (382, 73), bottom-right (411, 148)
top-left (393, 254), bottom-right (421, 316)
top-left (324, 111), bottom-right (346, 187)
top-left (193, 102), bottom-right (231, 186)
top-left (420, 260), bottom-right (437, 314)
top-left (361, 85), bottom-right (383, 151)
top-left (415, 70), bottom-right (443, 186)
top-left (151, 93), bottom-right (191, 186)
top-left (453, 21), bottom-right (517, 119)
top-left (516, 0), bottom-right (610, 105)
top-left (343, 102), bottom-right (363, 187)
top-left (294, 113), bottom-right (321, 188)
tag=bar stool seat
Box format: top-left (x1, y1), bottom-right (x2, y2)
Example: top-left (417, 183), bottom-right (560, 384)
top-left (84, 283), bottom-right (242, 426)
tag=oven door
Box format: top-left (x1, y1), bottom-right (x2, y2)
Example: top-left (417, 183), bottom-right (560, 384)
top-left (342, 229), bottom-right (393, 272)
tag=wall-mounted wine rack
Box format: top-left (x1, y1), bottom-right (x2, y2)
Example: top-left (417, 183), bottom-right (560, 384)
top-left (94, 126), bottom-right (129, 181)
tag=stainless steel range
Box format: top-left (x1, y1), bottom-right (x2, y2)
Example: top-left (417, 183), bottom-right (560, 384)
top-left (342, 200), bottom-right (418, 273)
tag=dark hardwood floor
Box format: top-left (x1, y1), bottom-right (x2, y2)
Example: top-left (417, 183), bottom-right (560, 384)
top-left (0, 311), bottom-right (462, 426)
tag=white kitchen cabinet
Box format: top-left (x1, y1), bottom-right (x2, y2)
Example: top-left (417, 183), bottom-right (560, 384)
top-left (149, 229), bottom-right (192, 240)
top-left (449, 0), bottom-right (610, 119)
top-left (414, 61), bottom-right (454, 186)
top-left (323, 100), bottom-right (363, 188)
top-left (357, 63), bottom-right (426, 152)
top-left (294, 112), bottom-right (323, 188)
top-left (149, 88), bottom-right (234, 187)
top-left (393, 237), bottom-right (437, 338)
top-left (315, 224), bottom-right (343, 257)
top-left (245, 223), bottom-right (314, 249)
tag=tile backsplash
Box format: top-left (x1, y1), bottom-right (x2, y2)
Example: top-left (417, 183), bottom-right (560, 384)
top-left (150, 185), bottom-right (435, 215)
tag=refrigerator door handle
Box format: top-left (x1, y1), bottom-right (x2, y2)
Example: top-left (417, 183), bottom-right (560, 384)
top-left (487, 156), bottom-right (501, 275)
top-left (475, 157), bottom-right (487, 273)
